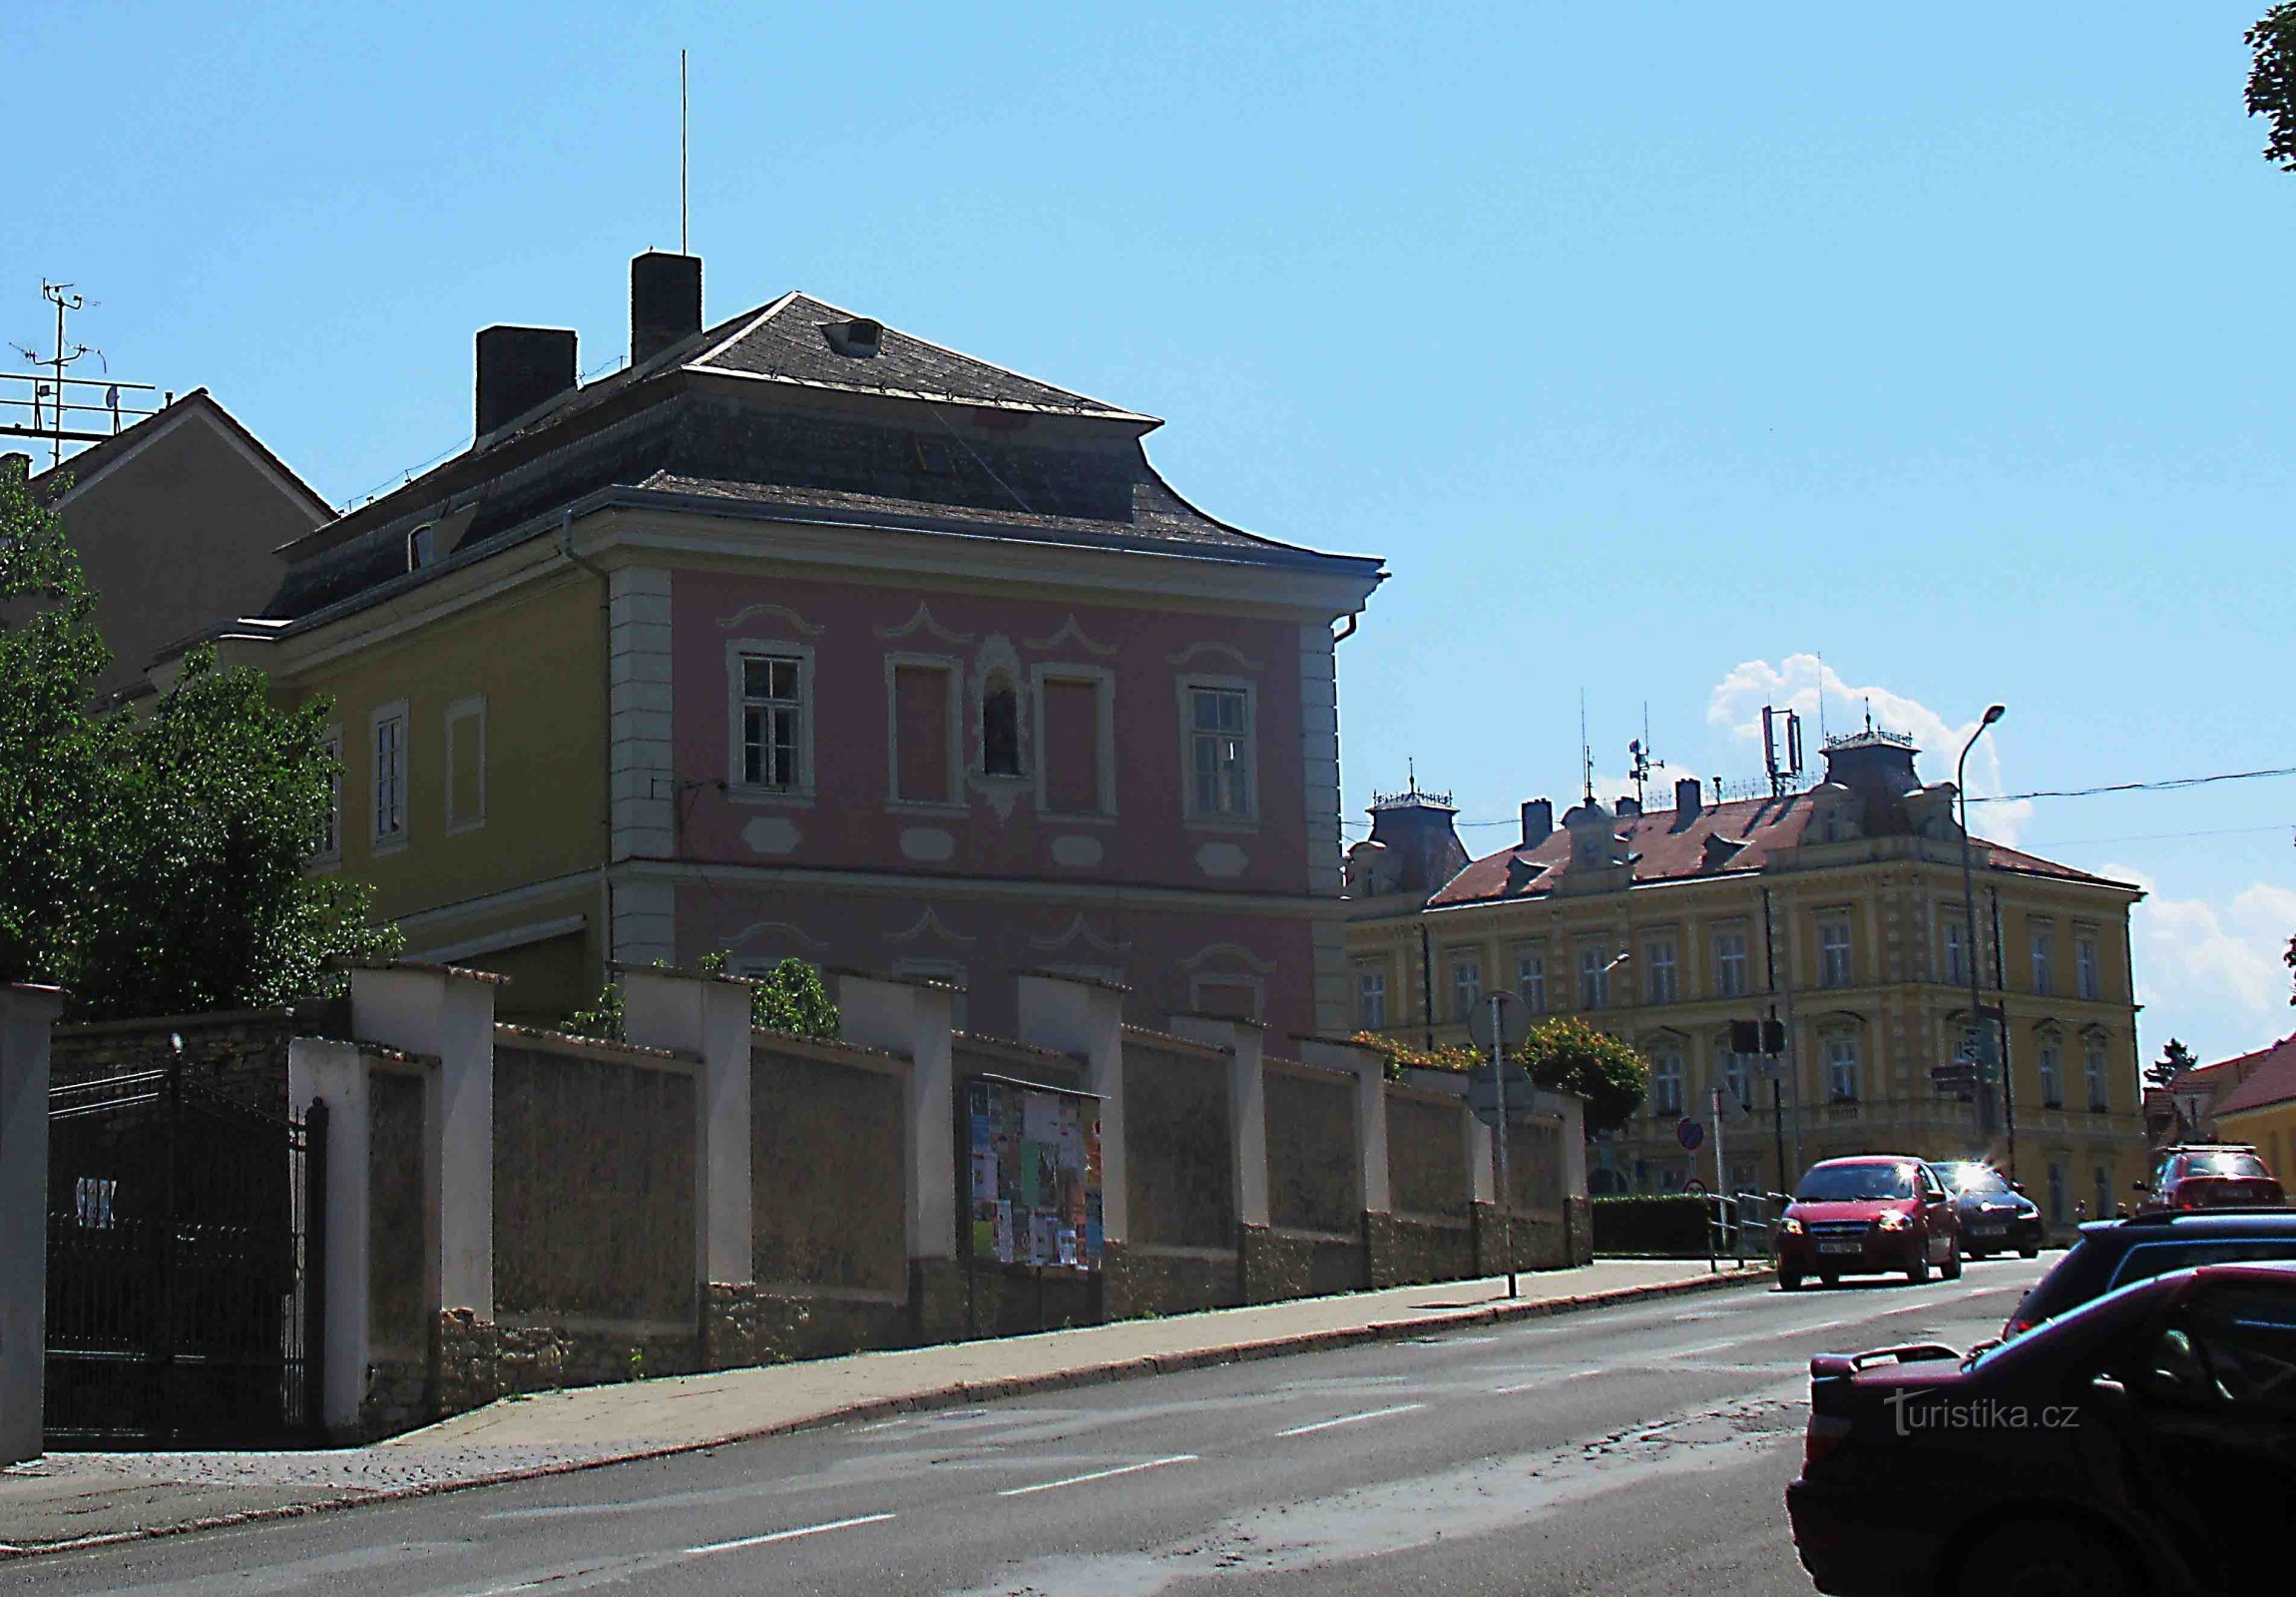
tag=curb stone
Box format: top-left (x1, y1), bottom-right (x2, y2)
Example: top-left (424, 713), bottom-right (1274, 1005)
top-left (1, 1264), bottom-right (1773, 1560)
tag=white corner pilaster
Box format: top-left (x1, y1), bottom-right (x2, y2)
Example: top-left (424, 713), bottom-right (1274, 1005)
top-left (1170, 1014), bottom-right (1268, 1230)
top-left (834, 970), bottom-right (959, 1261)
top-left (287, 1036), bottom-right (373, 1439)
top-left (624, 966), bottom-right (755, 1289)
top-left (609, 565), bottom-right (676, 864)
top-left (1016, 971), bottom-right (1130, 1245)
top-left (0, 985), bottom-right (64, 1465)
top-left (350, 964), bottom-right (500, 1321)
top-left (1301, 1035), bottom-right (1389, 1215)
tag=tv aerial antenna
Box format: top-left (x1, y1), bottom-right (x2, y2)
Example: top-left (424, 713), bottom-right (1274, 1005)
top-left (1626, 702), bottom-right (1656, 810)
top-left (5, 281), bottom-right (161, 467)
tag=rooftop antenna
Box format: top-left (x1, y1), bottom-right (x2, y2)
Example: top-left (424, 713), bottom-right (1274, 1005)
top-left (4, 281), bottom-right (159, 468)
top-left (1626, 701), bottom-right (1654, 810)
top-left (1407, 755), bottom-right (1418, 798)
top-left (1862, 696), bottom-right (1874, 737)
top-left (680, 49), bottom-right (689, 255)
top-left (1814, 651), bottom-right (1829, 744)
top-left (1580, 690), bottom-right (1595, 805)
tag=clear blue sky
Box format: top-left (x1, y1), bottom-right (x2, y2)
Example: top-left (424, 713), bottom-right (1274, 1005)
top-left (7, 2), bottom-right (2291, 1066)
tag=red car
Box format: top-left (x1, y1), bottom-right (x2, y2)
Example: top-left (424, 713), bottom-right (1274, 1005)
top-left (2137, 1144), bottom-right (2285, 1214)
top-left (1777, 1155), bottom-right (1962, 1290)
top-left (1788, 1261), bottom-right (2296, 1596)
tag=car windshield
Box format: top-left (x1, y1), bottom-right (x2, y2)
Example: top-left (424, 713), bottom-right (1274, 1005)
top-left (1797, 1163), bottom-right (1915, 1202)
top-left (2183, 1152), bottom-right (2269, 1180)
top-left (1933, 1163), bottom-right (2011, 1196)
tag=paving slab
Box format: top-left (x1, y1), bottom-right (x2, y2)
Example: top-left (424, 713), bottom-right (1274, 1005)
top-left (1, 1256), bottom-right (1768, 1556)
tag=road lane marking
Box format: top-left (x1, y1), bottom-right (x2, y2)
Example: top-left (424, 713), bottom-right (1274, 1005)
top-left (1493, 1369), bottom-right (1603, 1395)
top-left (999, 1454), bottom-right (1199, 1496)
top-left (688, 1511), bottom-right (897, 1554)
top-left (1275, 1402), bottom-right (1427, 1437)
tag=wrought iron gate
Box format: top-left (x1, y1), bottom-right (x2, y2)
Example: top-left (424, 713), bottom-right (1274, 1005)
top-left (44, 1067), bottom-right (324, 1447)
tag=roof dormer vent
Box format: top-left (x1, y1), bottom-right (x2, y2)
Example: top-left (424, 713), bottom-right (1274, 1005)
top-left (824, 317), bottom-right (883, 357)
top-left (407, 523), bottom-right (437, 572)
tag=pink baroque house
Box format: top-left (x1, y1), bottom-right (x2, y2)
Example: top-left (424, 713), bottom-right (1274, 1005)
top-left (239, 253), bottom-right (1384, 1036)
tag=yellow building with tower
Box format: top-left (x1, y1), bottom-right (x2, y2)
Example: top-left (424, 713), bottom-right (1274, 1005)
top-left (1342, 730), bottom-right (2149, 1236)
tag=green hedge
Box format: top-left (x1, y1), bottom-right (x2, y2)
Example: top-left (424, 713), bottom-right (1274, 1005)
top-left (1592, 1194), bottom-right (1710, 1257)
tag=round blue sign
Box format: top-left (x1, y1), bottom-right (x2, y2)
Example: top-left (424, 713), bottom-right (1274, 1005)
top-left (1675, 1117), bottom-right (1705, 1151)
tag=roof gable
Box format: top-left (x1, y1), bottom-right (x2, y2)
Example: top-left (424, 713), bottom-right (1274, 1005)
top-left (29, 389), bottom-right (331, 524)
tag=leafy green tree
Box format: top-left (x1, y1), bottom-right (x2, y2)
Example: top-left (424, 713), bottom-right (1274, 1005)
top-left (2146, 1037), bottom-right (2197, 1091)
top-left (1518, 1016), bottom-right (1650, 1137)
top-left (1349, 1029), bottom-right (1485, 1080)
top-left (2250, 5), bottom-right (2296, 170)
top-left (565, 954), bottom-right (839, 1043)
top-left (0, 468), bottom-right (395, 1016)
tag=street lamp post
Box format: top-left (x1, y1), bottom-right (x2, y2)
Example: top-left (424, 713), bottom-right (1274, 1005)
top-left (1957, 705), bottom-right (2007, 1170)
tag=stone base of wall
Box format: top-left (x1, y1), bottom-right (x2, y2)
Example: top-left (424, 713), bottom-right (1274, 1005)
top-left (751, 1289), bottom-right (909, 1363)
top-left (1472, 1203), bottom-right (1576, 1275)
top-left (355, 1357), bottom-right (432, 1441)
top-left (1107, 1244), bottom-right (1241, 1319)
top-left (1243, 1227), bottom-right (1364, 1303)
top-left (1565, 1196), bottom-right (1595, 1266)
top-left (702, 1282), bottom-right (759, 1370)
top-left (1375, 1214), bottom-right (1474, 1287)
top-left (943, 1255), bottom-right (1102, 1336)
top-left (428, 1307), bottom-right (701, 1423)
top-left (912, 1257), bottom-right (968, 1344)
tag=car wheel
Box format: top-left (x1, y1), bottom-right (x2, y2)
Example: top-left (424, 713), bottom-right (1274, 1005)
top-left (1906, 1246), bottom-right (1930, 1285)
top-left (1966, 1247), bottom-right (1988, 1261)
top-left (1779, 1269), bottom-right (1804, 1291)
top-left (1819, 1272), bottom-right (1840, 1289)
top-left (1942, 1240), bottom-right (1963, 1281)
top-left (1953, 1519), bottom-right (2139, 1597)
top-left (2018, 1240), bottom-right (2041, 1260)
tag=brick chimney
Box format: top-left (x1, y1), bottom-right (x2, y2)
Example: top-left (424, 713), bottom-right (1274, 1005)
top-left (1675, 777), bottom-right (1702, 815)
top-left (1521, 798), bottom-right (1554, 847)
top-left (475, 326), bottom-right (577, 437)
top-left (631, 252), bottom-right (703, 364)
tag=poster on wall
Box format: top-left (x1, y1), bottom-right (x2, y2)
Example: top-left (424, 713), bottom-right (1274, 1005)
top-left (965, 1075), bottom-right (1103, 1273)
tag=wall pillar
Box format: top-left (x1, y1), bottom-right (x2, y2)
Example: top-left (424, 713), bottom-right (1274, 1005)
top-left (1170, 1013), bottom-right (1268, 1301)
top-left (623, 965), bottom-right (756, 1366)
top-left (0, 985), bottom-right (64, 1465)
top-left (1300, 1035), bottom-right (1391, 1285)
top-left (349, 963), bottom-right (502, 1408)
top-left (833, 970), bottom-right (960, 1335)
top-left (287, 1037), bottom-right (373, 1439)
top-left (1016, 971), bottom-right (1130, 1246)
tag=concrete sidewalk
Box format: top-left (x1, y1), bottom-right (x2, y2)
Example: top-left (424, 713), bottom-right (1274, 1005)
top-left (0, 1257), bottom-right (1770, 1557)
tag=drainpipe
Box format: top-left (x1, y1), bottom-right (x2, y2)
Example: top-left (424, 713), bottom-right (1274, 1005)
top-left (560, 510), bottom-right (616, 979)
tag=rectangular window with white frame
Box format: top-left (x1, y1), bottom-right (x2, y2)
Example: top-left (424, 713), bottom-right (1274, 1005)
top-left (1825, 1034), bottom-right (1862, 1102)
top-left (2039, 1037), bottom-right (2064, 1107)
top-left (1643, 934), bottom-right (1678, 1003)
top-left (1943, 917), bottom-right (1970, 986)
top-left (728, 642), bottom-right (813, 798)
top-left (2075, 930), bottom-right (2100, 1001)
top-left (2083, 1033), bottom-right (2107, 1110)
top-left (444, 695), bottom-right (486, 833)
top-left (1036, 666), bottom-right (1116, 818)
top-left (1651, 1048), bottom-right (1684, 1116)
top-left (1450, 955), bottom-right (1482, 1021)
top-left (2030, 922), bottom-right (2055, 994)
top-left (315, 725), bottom-right (342, 863)
top-left (1357, 968), bottom-right (1388, 1030)
top-left (1817, 915), bottom-right (1853, 988)
top-left (1516, 948), bottom-right (1547, 1013)
top-left (1712, 925), bottom-right (1748, 998)
top-left (1578, 945), bottom-right (1609, 1010)
top-left (887, 657), bottom-right (961, 808)
top-left (1713, 1034), bottom-right (1750, 1109)
top-left (1179, 678), bottom-right (1254, 823)
top-left (370, 701), bottom-right (407, 850)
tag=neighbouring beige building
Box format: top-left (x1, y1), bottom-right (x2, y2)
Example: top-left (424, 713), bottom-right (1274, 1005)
top-left (1344, 729), bottom-right (2150, 1234)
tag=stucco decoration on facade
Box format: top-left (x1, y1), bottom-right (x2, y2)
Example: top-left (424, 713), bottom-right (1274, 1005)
top-left (1166, 640), bottom-right (1265, 673)
top-left (740, 815), bottom-right (802, 855)
top-left (1030, 912), bottom-right (1132, 955)
top-left (724, 918), bottom-right (829, 953)
top-left (874, 601), bottom-right (975, 646)
top-left (1051, 835), bottom-right (1105, 867)
top-left (899, 827), bottom-right (957, 862)
top-left (887, 906), bottom-right (975, 947)
top-left (715, 602), bottom-right (824, 637)
top-left (1023, 616), bottom-right (1119, 657)
top-left (1196, 841), bottom-right (1249, 878)
top-left (1179, 940), bottom-right (1279, 975)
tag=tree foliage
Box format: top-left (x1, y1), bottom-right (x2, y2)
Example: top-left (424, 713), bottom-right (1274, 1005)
top-left (2250, 5), bottom-right (2296, 171)
top-left (565, 954), bottom-right (840, 1043)
top-left (1518, 1016), bottom-right (1650, 1138)
top-left (2146, 1037), bottom-right (2198, 1091)
top-left (0, 468), bottom-right (395, 1016)
top-left (1349, 1029), bottom-right (1485, 1079)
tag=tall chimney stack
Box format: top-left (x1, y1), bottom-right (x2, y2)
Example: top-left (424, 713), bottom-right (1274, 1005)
top-left (632, 252), bottom-right (703, 364)
top-left (1675, 777), bottom-right (1702, 815)
top-left (475, 326), bottom-right (577, 438)
top-left (1521, 798), bottom-right (1554, 848)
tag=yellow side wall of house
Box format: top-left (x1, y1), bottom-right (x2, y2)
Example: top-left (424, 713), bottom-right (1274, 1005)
top-left (290, 572), bottom-right (606, 1021)
top-left (2218, 1099), bottom-right (2296, 1189)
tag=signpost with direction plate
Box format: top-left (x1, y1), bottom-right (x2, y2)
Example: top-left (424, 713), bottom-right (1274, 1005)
top-left (1468, 991), bottom-right (1531, 1299)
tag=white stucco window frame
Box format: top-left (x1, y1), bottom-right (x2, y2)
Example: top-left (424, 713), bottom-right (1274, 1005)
top-left (443, 694), bottom-right (487, 835)
top-left (882, 651), bottom-right (967, 814)
top-left (369, 699), bottom-right (409, 855)
top-left (1176, 673), bottom-right (1259, 832)
top-left (724, 638), bottom-right (817, 807)
top-left (1031, 662), bottom-right (1118, 823)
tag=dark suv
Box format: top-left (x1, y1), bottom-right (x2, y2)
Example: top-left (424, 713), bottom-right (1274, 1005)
top-left (1789, 1262), bottom-right (2296, 1596)
top-left (2002, 1208), bottom-right (2296, 1338)
top-left (1926, 1160), bottom-right (2043, 1260)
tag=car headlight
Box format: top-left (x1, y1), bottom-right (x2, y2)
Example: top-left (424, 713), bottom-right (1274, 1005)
top-left (1779, 1217), bottom-right (1804, 1236)
top-left (1877, 1211), bottom-right (1913, 1231)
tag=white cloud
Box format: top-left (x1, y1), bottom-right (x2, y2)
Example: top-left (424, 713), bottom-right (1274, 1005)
top-left (1704, 654), bottom-right (2033, 843)
top-left (2104, 864), bottom-right (2296, 1063)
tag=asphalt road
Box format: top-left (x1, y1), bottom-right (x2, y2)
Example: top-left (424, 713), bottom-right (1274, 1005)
top-left (15, 1256), bottom-right (2053, 1597)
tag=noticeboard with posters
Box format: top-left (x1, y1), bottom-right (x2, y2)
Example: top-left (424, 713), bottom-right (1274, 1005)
top-left (964, 1075), bottom-right (1103, 1272)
